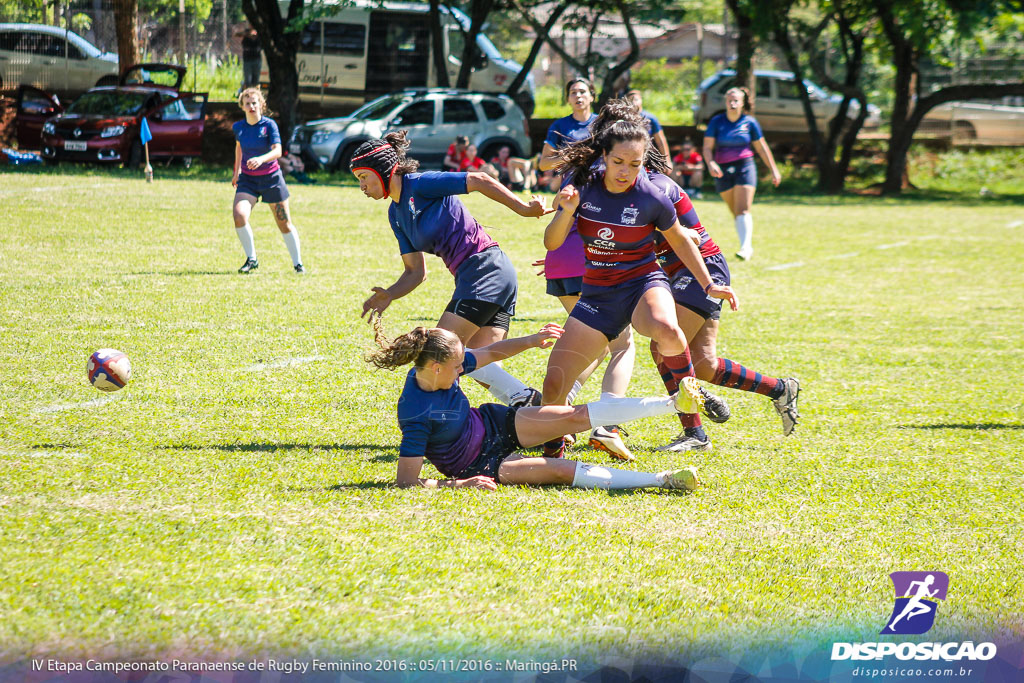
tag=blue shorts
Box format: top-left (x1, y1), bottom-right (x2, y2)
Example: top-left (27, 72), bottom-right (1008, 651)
top-left (450, 246), bottom-right (518, 320)
top-left (669, 252), bottom-right (731, 321)
top-left (546, 276), bottom-right (583, 298)
top-left (458, 404), bottom-right (521, 480)
top-left (714, 157), bottom-right (757, 193)
top-left (235, 170), bottom-right (290, 204)
top-left (570, 270), bottom-right (670, 341)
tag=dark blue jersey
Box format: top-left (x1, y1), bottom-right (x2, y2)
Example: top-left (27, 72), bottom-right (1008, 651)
top-left (232, 116), bottom-right (281, 175)
top-left (705, 113), bottom-right (763, 164)
top-left (544, 113), bottom-right (598, 149)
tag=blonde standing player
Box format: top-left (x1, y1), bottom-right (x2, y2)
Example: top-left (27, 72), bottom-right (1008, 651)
top-left (231, 88), bottom-right (304, 274)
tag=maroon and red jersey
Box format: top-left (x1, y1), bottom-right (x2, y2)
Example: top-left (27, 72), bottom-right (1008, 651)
top-left (571, 171), bottom-right (677, 287)
top-left (648, 172), bottom-right (721, 277)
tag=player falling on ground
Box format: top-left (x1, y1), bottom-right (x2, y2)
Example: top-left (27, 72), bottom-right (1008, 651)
top-left (367, 317), bottom-right (703, 492)
top-left (231, 88), bottom-right (304, 274)
top-left (350, 131), bottom-right (551, 407)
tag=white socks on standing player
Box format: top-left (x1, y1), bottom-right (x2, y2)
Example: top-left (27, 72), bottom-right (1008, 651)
top-left (586, 395), bottom-right (677, 430)
top-left (281, 229), bottom-right (302, 266)
top-left (570, 461), bottom-right (665, 490)
top-left (236, 224), bottom-right (256, 259)
top-left (735, 213), bottom-right (753, 258)
top-left (467, 363), bottom-right (530, 404)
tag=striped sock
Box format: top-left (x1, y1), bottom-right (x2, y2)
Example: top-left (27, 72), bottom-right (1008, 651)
top-left (654, 345), bottom-right (701, 428)
top-left (712, 358), bottom-right (784, 398)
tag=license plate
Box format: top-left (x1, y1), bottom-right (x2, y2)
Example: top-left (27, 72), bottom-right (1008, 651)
top-left (289, 143), bottom-right (301, 154)
top-left (64, 140), bottom-right (87, 151)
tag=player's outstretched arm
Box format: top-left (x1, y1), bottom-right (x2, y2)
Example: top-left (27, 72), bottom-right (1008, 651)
top-left (361, 252), bottom-right (427, 319)
top-left (395, 456), bottom-right (497, 490)
top-left (470, 323), bottom-right (563, 369)
top-left (466, 172), bottom-right (552, 217)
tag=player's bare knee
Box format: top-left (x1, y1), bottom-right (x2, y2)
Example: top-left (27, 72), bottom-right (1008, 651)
top-left (542, 374), bottom-right (569, 404)
top-left (693, 355), bottom-right (717, 381)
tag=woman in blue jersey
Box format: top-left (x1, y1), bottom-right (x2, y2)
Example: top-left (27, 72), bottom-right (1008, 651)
top-left (541, 100), bottom-right (738, 456)
top-left (703, 87), bottom-right (782, 261)
top-left (538, 77), bottom-right (598, 179)
top-left (367, 318), bottom-right (703, 491)
top-left (351, 131), bottom-right (551, 407)
top-left (231, 88), bottom-right (304, 274)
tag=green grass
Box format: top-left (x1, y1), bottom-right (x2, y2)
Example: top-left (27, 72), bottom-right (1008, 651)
top-left (0, 166), bottom-right (1022, 668)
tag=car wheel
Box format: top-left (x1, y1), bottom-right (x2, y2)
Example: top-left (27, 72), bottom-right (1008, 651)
top-left (96, 75), bottom-right (118, 87)
top-left (125, 140), bottom-right (142, 169)
top-left (334, 141), bottom-right (362, 173)
top-left (952, 121), bottom-right (977, 143)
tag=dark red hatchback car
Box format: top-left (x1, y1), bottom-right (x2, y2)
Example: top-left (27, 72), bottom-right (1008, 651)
top-left (16, 63), bottom-right (207, 166)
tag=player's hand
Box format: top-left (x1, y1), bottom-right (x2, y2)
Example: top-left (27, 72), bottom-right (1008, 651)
top-left (707, 284), bottom-right (739, 311)
top-left (246, 156), bottom-right (263, 170)
top-left (521, 195), bottom-right (554, 218)
top-left (682, 227), bottom-right (701, 246)
top-left (531, 258), bottom-right (546, 277)
top-left (771, 168), bottom-right (782, 187)
top-left (231, 174), bottom-right (239, 187)
top-left (532, 323), bottom-right (564, 348)
top-left (456, 476), bottom-right (498, 491)
top-left (707, 161), bottom-right (723, 179)
top-left (557, 184), bottom-right (580, 212)
top-left (361, 287), bottom-right (393, 319)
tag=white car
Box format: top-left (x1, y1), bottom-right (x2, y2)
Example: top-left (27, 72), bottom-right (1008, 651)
top-left (0, 23), bottom-right (118, 96)
top-left (919, 100), bottom-right (1024, 144)
top-left (694, 69), bottom-right (882, 133)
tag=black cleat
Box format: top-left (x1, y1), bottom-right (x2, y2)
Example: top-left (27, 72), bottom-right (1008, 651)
top-left (697, 385), bottom-right (730, 423)
top-left (238, 257), bottom-right (259, 274)
top-left (294, 263), bottom-right (305, 274)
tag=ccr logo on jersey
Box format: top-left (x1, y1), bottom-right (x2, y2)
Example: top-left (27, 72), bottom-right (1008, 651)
top-left (597, 227), bottom-right (614, 240)
top-left (882, 571), bottom-right (948, 635)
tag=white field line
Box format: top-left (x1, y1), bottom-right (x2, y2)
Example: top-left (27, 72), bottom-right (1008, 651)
top-left (35, 394), bottom-right (122, 413)
top-left (875, 241), bottom-right (910, 250)
top-left (765, 262), bottom-right (805, 271)
top-left (0, 182), bottom-right (112, 197)
top-left (244, 355), bottom-right (327, 372)
top-left (765, 234), bottom-right (940, 270)
top-left (1007, 220), bottom-right (1023, 228)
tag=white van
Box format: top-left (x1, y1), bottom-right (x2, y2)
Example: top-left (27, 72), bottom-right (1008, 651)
top-left (263, 0), bottom-right (534, 116)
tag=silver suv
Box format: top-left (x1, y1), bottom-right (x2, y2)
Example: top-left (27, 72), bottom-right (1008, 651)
top-left (694, 69), bottom-right (881, 132)
top-left (0, 23), bottom-right (118, 95)
top-left (290, 88), bottom-right (532, 172)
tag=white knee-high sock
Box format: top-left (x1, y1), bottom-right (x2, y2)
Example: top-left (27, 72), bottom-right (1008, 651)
top-left (735, 214), bottom-right (753, 252)
top-left (571, 461), bottom-right (665, 490)
top-left (586, 395), bottom-right (676, 429)
top-left (467, 362), bottom-right (530, 404)
top-left (281, 229), bottom-right (302, 266)
top-left (566, 381), bottom-right (584, 405)
top-left (236, 224), bottom-right (256, 259)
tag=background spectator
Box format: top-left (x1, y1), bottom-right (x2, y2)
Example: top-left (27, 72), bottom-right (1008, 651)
top-left (237, 27), bottom-right (261, 94)
top-left (672, 139), bottom-right (704, 199)
top-left (443, 136), bottom-right (469, 171)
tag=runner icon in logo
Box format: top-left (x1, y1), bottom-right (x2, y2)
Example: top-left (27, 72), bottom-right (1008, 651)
top-left (882, 571), bottom-right (949, 635)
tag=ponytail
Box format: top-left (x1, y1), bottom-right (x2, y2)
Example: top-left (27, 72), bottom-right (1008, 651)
top-left (365, 316), bottom-right (461, 370)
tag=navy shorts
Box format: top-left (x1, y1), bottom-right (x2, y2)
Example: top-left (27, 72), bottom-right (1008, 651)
top-left (458, 404), bottom-right (521, 480)
top-left (714, 157), bottom-right (757, 193)
top-left (448, 246), bottom-right (517, 325)
top-left (546, 276), bottom-right (583, 298)
top-left (669, 252), bottom-right (731, 321)
top-left (235, 169), bottom-right (290, 204)
top-left (570, 270), bottom-right (671, 341)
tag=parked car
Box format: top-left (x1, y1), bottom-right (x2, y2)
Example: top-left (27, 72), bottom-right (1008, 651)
top-left (694, 69), bottom-right (882, 133)
top-left (919, 100), bottom-right (1024, 144)
top-left (0, 23), bottom-right (118, 96)
top-left (271, 0), bottom-right (535, 116)
top-left (15, 63), bottom-right (207, 167)
top-left (290, 88), bottom-right (532, 171)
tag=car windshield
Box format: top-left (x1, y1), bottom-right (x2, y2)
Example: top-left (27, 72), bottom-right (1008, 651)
top-left (66, 91), bottom-right (150, 116)
top-left (350, 95), bottom-right (408, 120)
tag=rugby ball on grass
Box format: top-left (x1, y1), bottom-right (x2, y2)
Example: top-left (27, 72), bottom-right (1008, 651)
top-left (87, 349), bottom-right (131, 392)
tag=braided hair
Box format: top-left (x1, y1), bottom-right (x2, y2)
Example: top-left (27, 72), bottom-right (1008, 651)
top-left (365, 315), bottom-right (462, 370)
top-left (556, 98), bottom-right (670, 188)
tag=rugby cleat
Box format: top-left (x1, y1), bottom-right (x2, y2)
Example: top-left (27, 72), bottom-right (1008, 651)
top-left (673, 376), bottom-right (706, 414)
top-left (735, 247), bottom-right (754, 261)
top-left (772, 377), bottom-right (801, 436)
top-left (294, 263), bottom-right (305, 274)
top-left (588, 425), bottom-right (634, 461)
top-left (509, 387), bottom-right (543, 408)
top-left (238, 257), bottom-right (259, 274)
top-left (697, 385), bottom-right (730, 423)
top-left (655, 427), bottom-right (712, 452)
top-left (659, 466), bottom-right (702, 491)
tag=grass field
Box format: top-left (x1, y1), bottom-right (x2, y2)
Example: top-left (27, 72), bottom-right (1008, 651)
top-left (0, 167), bottom-right (1022, 674)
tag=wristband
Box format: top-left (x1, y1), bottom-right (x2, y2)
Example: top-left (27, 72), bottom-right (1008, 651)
top-left (703, 282), bottom-right (715, 293)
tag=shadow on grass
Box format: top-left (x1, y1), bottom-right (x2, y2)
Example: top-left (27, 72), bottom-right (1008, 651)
top-left (159, 442), bottom-right (393, 453)
top-left (129, 270), bottom-right (235, 277)
top-left (284, 482), bottom-right (394, 492)
top-left (898, 423), bottom-right (1024, 430)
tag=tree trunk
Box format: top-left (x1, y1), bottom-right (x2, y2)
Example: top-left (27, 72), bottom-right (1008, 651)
top-left (242, 0), bottom-right (302, 150)
top-left (113, 0), bottom-right (140, 74)
top-left (428, 0), bottom-right (449, 88)
top-left (596, 0), bottom-right (638, 108)
top-left (455, 0), bottom-right (494, 88)
top-left (725, 0), bottom-right (756, 107)
top-left (505, 2), bottom-right (567, 111)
